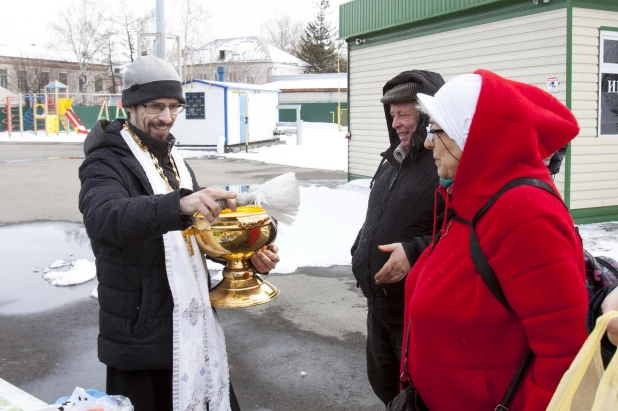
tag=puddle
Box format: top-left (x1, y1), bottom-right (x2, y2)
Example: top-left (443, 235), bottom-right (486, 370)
top-left (0, 222), bottom-right (96, 315)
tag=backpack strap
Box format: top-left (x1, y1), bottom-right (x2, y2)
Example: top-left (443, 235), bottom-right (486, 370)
top-left (468, 178), bottom-right (563, 312)
top-left (473, 177), bottom-right (562, 222)
top-left (459, 178), bottom-right (564, 411)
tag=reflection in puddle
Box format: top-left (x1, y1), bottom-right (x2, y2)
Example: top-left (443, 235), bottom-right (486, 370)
top-left (0, 221), bottom-right (96, 315)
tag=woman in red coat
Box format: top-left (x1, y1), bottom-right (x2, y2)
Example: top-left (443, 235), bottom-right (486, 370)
top-left (402, 70), bottom-right (589, 411)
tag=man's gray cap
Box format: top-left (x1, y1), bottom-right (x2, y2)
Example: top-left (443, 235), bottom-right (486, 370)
top-left (380, 82), bottom-right (420, 104)
top-left (121, 55), bottom-right (186, 107)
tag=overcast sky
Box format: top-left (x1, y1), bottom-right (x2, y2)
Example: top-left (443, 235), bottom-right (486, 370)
top-left (2, 0), bottom-right (350, 48)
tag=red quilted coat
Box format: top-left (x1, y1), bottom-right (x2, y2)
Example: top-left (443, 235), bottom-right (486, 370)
top-left (402, 70), bottom-right (588, 411)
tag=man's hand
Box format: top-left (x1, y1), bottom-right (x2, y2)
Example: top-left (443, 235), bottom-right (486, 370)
top-left (251, 244), bottom-right (280, 274)
top-left (179, 186), bottom-right (237, 223)
top-left (602, 286), bottom-right (618, 346)
top-left (374, 243), bottom-right (411, 285)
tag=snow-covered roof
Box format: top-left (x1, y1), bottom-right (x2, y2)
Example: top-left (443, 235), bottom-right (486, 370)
top-left (265, 73), bottom-right (348, 90)
top-left (184, 79), bottom-right (281, 93)
top-left (195, 37), bottom-right (310, 68)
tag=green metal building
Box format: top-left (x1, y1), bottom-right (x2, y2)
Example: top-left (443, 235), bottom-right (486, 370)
top-left (340, 0), bottom-right (618, 223)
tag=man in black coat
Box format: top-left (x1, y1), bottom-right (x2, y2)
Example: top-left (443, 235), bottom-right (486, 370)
top-left (350, 70), bottom-right (445, 405)
top-left (79, 56), bottom-right (279, 411)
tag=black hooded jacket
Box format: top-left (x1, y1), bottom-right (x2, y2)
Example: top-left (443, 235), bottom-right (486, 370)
top-left (351, 70), bottom-right (445, 324)
top-left (78, 119), bottom-right (198, 371)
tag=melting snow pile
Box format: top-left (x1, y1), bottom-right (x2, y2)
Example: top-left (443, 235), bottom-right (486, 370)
top-left (33, 259), bottom-right (96, 286)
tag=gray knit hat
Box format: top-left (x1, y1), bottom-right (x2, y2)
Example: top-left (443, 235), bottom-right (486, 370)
top-left (121, 56), bottom-right (186, 107)
top-left (380, 82), bottom-right (420, 104)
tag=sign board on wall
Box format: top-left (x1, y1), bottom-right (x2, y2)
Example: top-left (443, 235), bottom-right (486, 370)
top-left (599, 32), bottom-right (618, 136)
top-left (547, 76), bottom-right (559, 93)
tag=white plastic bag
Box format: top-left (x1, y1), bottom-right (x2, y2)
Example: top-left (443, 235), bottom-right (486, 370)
top-left (33, 387), bottom-right (133, 411)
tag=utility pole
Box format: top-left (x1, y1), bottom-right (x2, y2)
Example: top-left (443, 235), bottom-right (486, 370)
top-left (156, 0), bottom-right (166, 58)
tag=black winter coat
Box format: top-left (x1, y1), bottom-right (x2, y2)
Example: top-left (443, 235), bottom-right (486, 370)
top-left (351, 70), bottom-right (445, 325)
top-left (78, 119), bottom-right (198, 371)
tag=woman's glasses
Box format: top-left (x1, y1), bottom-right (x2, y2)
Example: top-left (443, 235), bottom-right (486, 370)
top-left (425, 125), bottom-right (445, 145)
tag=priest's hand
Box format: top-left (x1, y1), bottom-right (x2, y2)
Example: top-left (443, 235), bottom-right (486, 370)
top-left (374, 243), bottom-right (411, 285)
top-left (251, 244), bottom-right (280, 274)
top-left (179, 187), bottom-right (237, 223)
top-left (602, 286), bottom-right (618, 346)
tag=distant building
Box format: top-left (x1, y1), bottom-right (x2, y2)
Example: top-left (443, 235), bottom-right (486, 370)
top-left (0, 44), bottom-right (111, 97)
top-left (173, 79), bottom-right (281, 148)
top-left (265, 73), bottom-right (348, 123)
top-left (187, 37), bottom-right (311, 85)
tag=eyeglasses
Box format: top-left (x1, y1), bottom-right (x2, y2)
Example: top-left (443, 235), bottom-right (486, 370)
top-left (425, 125), bottom-right (445, 145)
top-left (142, 102), bottom-right (186, 115)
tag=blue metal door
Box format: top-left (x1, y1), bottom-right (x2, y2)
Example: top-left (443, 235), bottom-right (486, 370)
top-left (239, 94), bottom-right (247, 144)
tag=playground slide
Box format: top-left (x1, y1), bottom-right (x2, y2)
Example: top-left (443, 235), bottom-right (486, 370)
top-left (63, 108), bottom-right (89, 134)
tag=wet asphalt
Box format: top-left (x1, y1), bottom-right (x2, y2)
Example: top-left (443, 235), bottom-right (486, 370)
top-left (0, 143), bottom-right (383, 410)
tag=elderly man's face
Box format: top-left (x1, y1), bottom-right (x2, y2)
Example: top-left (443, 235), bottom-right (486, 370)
top-left (389, 102), bottom-right (420, 149)
top-left (126, 98), bottom-right (180, 140)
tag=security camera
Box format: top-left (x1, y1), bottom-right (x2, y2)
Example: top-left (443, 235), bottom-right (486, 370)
top-left (355, 38), bottom-right (366, 45)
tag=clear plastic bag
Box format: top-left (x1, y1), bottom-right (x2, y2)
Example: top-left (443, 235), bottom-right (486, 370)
top-left (33, 387), bottom-right (133, 411)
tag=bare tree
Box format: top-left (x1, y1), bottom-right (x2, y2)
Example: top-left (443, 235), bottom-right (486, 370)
top-left (10, 59), bottom-right (51, 95)
top-left (224, 58), bottom-right (268, 84)
top-left (111, 0), bottom-right (155, 62)
top-left (105, 37), bottom-right (120, 93)
top-left (51, 0), bottom-right (108, 100)
top-left (174, 0), bottom-right (211, 62)
top-left (260, 15), bottom-right (304, 56)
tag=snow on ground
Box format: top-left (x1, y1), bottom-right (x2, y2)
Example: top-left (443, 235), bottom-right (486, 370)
top-left (39, 259), bottom-right (96, 286)
top-left (0, 122), bottom-right (348, 173)
top-left (0, 130), bottom-right (86, 143)
top-left (221, 123), bottom-right (349, 172)
top-left (207, 181), bottom-right (370, 276)
top-left (578, 222), bottom-right (618, 260)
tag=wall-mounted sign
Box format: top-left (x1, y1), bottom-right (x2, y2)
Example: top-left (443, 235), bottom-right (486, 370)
top-left (547, 76), bottom-right (559, 93)
top-left (599, 33), bottom-right (618, 136)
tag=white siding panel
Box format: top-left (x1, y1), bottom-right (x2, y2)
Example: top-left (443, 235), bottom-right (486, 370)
top-left (571, 8), bottom-right (618, 209)
top-left (174, 83), bottom-right (225, 146)
top-left (349, 9), bottom-right (567, 177)
top-left (248, 91), bottom-right (280, 143)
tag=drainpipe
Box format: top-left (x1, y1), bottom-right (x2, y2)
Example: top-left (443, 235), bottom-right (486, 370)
top-left (217, 67), bottom-right (226, 82)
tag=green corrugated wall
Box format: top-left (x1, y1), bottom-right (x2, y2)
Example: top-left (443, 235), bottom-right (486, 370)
top-left (279, 103), bottom-right (349, 124)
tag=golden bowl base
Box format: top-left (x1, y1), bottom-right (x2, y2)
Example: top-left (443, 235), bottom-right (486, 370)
top-left (209, 270), bottom-right (280, 308)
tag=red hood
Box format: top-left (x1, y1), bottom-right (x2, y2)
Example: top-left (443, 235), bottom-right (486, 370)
top-left (451, 69), bottom-right (580, 220)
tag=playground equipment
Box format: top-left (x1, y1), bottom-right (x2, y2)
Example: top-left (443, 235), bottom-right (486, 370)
top-left (1, 81), bottom-right (91, 137)
top-left (58, 97), bottom-right (88, 134)
top-left (44, 81), bottom-right (88, 135)
top-left (96, 100), bottom-right (127, 123)
top-left (2, 95), bottom-right (24, 137)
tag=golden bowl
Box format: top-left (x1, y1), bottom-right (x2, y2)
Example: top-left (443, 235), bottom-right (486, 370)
top-left (193, 205), bottom-right (280, 308)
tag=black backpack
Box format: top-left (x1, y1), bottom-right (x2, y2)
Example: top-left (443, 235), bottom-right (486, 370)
top-left (452, 177), bottom-right (618, 410)
top-left (583, 250), bottom-right (618, 299)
